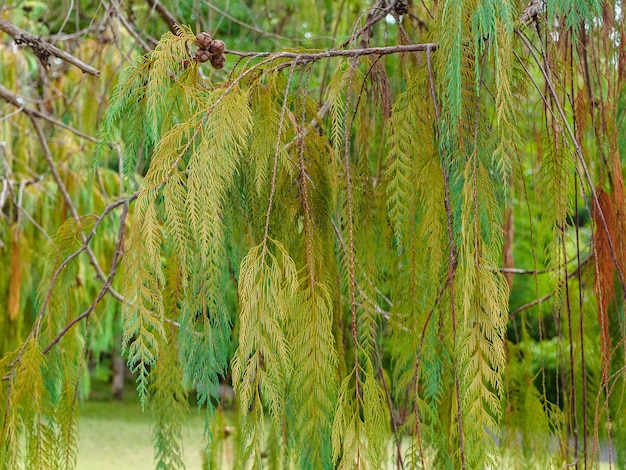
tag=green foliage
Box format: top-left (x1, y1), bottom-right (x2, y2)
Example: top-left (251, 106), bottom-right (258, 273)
top-left (332, 367), bottom-right (387, 469)
top-left (2, 0), bottom-right (626, 469)
top-left (232, 239), bottom-right (297, 465)
top-left (150, 326), bottom-right (189, 470)
top-left (289, 284), bottom-right (338, 469)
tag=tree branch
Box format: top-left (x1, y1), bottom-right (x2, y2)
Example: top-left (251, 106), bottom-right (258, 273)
top-left (29, 117), bottom-right (124, 303)
top-left (146, 0), bottom-right (178, 33)
top-left (508, 255), bottom-right (590, 319)
top-left (226, 42), bottom-right (438, 60)
top-left (42, 201), bottom-right (130, 355)
top-left (0, 17), bottom-right (99, 76)
top-left (2, 194), bottom-right (136, 379)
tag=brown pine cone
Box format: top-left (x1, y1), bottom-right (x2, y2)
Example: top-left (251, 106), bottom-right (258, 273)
top-left (195, 48), bottom-right (212, 63)
top-left (210, 54), bottom-right (225, 69)
top-left (196, 32), bottom-right (213, 49)
top-left (210, 39), bottom-right (226, 55)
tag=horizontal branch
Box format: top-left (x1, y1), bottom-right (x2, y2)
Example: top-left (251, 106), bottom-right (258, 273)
top-left (508, 255), bottom-right (590, 319)
top-left (0, 17), bottom-right (99, 76)
top-left (226, 42), bottom-right (438, 60)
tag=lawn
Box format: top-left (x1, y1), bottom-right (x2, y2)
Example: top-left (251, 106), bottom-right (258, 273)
top-left (77, 385), bottom-right (615, 469)
top-left (77, 389), bottom-right (208, 470)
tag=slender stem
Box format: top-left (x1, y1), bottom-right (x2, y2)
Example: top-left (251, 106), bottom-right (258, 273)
top-left (516, 28), bottom-right (626, 295)
top-left (0, 17), bottom-right (99, 75)
top-left (563, 230), bottom-right (579, 468)
top-left (344, 59), bottom-right (361, 398)
top-left (43, 202), bottom-right (129, 355)
top-left (261, 60), bottom-right (297, 261)
top-left (575, 180), bottom-right (589, 468)
top-left (227, 42), bottom-right (438, 59)
top-left (508, 255), bottom-right (590, 319)
top-left (145, 0), bottom-right (178, 32)
top-left (425, 46), bottom-right (465, 470)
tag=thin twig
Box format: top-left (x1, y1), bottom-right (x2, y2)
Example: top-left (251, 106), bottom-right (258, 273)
top-left (0, 17), bottom-right (99, 75)
top-left (260, 60), bottom-right (297, 261)
top-left (42, 201), bottom-right (129, 355)
top-left (34, 196), bottom-right (133, 332)
top-left (508, 255), bottom-right (590, 319)
top-left (226, 42), bottom-right (438, 60)
top-left (2, 194), bottom-right (135, 379)
top-left (343, 57), bottom-right (363, 419)
top-left (516, 28), bottom-right (626, 296)
top-left (146, 0), bottom-right (178, 32)
top-left (29, 116), bottom-right (124, 302)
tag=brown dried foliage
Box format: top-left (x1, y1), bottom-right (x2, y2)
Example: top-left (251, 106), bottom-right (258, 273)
top-left (591, 177), bottom-right (626, 367)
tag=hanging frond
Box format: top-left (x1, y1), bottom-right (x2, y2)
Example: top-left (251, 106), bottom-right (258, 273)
top-left (150, 326), bottom-right (188, 470)
top-left (332, 366), bottom-right (387, 469)
top-left (458, 158), bottom-right (508, 469)
top-left (231, 239), bottom-right (298, 465)
top-left (122, 208), bottom-right (166, 409)
top-left (289, 283), bottom-right (338, 469)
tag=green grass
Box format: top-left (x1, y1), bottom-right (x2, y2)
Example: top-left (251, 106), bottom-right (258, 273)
top-left (77, 387), bottom-right (207, 470)
top-left (77, 384), bottom-right (616, 469)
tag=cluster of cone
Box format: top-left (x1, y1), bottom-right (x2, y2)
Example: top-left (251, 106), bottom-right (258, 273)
top-left (195, 32), bottom-right (226, 69)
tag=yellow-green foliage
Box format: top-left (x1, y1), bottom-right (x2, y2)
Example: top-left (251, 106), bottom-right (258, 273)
top-left (332, 366), bottom-right (388, 470)
top-left (458, 159), bottom-right (508, 469)
top-left (3, 0), bottom-right (626, 467)
top-left (231, 239), bottom-right (298, 465)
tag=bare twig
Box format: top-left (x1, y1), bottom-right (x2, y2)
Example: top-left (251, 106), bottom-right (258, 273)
top-left (42, 201), bottom-right (130, 355)
top-left (101, 0), bottom-right (152, 53)
top-left (34, 196), bottom-right (134, 333)
top-left (0, 17), bottom-right (99, 75)
top-left (146, 0), bottom-right (178, 32)
top-left (0, 155), bottom-right (50, 241)
top-left (227, 42), bottom-right (438, 60)
top-left (508, 255), bottom-right (590, 319)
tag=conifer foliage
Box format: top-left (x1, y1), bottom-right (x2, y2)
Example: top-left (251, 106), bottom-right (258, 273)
top-left (1, 0), bottom-right (626, 469)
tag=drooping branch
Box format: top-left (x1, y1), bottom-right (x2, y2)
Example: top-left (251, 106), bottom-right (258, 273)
top-left (425, 44), bottom-right (466, 470)
top-left (29, 117), bottom-right (123, 302)
top-left (2, 194), bottom-right (136, 380)
top-left (42, 200), bottom-right (130, 355)
top-left (0, 18), bottom-right (99, 76)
